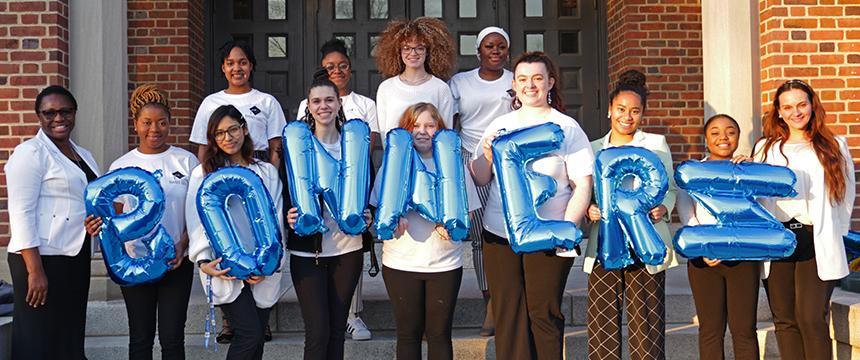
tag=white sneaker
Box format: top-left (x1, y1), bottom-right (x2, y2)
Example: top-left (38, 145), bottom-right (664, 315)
top-left (346, 315), bottom-right (372, 341)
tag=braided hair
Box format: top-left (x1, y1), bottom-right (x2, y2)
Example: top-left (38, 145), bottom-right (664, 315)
top-left (129, 84), bottom-right (170, 119)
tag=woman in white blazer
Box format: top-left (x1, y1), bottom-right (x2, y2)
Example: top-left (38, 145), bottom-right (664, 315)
top-left (583, 70), bottom-right (678, 359)
top-left (753, 79), bottom-right (855, 360)
top-left (186, 104), bottom-right (285, 360)
top-left (5, 86), bottom-right (100, 360)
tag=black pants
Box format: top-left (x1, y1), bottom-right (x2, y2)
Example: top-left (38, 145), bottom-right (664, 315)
top-left (220, 285), bottom-right (272, 360)
top-left (587, 262), bottom-right (666, 360)
top-left (8, 239), bottom-right (91, 360)
top-left (688, 261), bottom-right (760, 360)
top-left (382, 266), bottom-right (462, 360)
top-left (121, 257), bottom-right (194, 360)
top-left (482, 230), bottom-right (574, 360)
top-left (764, 221), bottom-right (837, 360)
top-left (290, 250), bottom-right (363, 360)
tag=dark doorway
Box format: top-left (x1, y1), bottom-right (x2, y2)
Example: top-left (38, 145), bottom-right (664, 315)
top-left (206, 0), bottom-right (608, 138)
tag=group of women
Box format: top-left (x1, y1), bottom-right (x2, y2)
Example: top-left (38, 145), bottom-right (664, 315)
top-left (4, 16), bottom-right (854, 360)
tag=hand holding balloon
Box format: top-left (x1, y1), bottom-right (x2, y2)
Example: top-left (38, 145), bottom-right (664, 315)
top-left (84, 214), bottom-right (103, 237)
top-left (650, 205), bottom-right (668, 223)
top-left (199, 258), bottom-right (236, 280)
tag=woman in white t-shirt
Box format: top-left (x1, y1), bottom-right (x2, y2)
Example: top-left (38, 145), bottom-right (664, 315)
top-left (85, 84), bottom-right (199, 359)
top-left (189, 40), bottom-right (287, 167)
top-left (186, 104), bottom-right (285, 360)
top-left (753, 79), bottom-right (855, 359)
top-left (370, 102), bottom-right (480, 360)
top-left (285, 76), bottom-right (373, 360)
top-left (470, 52), bottom-right (594, 360)
top-left (374, 17), bottom-right (456, 140)
top-left (448, 26), bottom-right (514, 336)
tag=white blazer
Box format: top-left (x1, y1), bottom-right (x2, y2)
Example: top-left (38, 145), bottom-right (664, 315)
top-left (5, 130), bottom-right (100, 256)
top-left (186, 161), bottom-right (287, 308)
top-left (755, 137), bottom-right (855, 281)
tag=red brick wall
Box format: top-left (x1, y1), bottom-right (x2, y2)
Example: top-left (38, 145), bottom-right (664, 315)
top-left (759, 0), bottom-right (860, 226)
top-left (0, 0), bottom-right (70, 245)
top-left (606, 0), bottom-right (705, 163)
top-left (127, 0), bottom-right (205, 152)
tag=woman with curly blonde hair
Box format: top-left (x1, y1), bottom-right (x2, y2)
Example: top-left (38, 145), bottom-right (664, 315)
top-left (374, 17), bottom-right (456, 141)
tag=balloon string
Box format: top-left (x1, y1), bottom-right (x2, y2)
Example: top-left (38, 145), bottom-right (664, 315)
top-left (204, 274), bottom-right (218, 352)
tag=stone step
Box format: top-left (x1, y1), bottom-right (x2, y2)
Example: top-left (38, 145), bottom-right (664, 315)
top-left (84, 266), bottom-right (773, 336)
top-left (83, 323), bottom-right (781, 360)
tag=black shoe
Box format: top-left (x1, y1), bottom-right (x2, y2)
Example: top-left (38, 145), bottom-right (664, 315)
top-left (264, 324), bottom-right (272, 342)
top-left (480, 294), bottom-right (495, 337)
top-left (216, 317), bottom-right (233, 344)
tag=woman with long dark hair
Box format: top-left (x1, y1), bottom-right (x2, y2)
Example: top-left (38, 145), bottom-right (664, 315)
top-left (754, 79), bottom-right (855, 360)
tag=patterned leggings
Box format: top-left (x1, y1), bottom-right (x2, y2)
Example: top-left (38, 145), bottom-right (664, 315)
top-left (461, 149), bottom-right (490, 291)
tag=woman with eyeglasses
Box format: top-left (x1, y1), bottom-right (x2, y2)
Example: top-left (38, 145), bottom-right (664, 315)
top-left (295, 39), bottom-right (379, 340)
top-left (6, 85), bottom-right (100, 359)
top-left (374, 17), bottom-right (456, 141)
top-left (186, 104), bottom-right (285, 360)
top-left (753, 79), bottom-right (855, 360)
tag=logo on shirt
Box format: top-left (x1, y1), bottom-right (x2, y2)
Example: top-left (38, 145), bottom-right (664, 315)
top-left (249, 106), bottom-right (261, 115)
top-left (172, 171), bottom-right (185, 179)
top-left (169, 171), bottom-right (188, 185)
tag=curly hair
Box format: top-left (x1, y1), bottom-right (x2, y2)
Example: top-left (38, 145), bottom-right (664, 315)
top-left (129, 84), bottom-right (170, 119)
top-left (374, 17), bottom-right (456, 80)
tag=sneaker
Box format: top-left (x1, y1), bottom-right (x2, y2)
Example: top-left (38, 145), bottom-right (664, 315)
top-left (346, 315), bottom-right (372, 341)
top-left (216, 318), bottom-right (233, 344)
top-left (264, 324), bottom-right (272, 342)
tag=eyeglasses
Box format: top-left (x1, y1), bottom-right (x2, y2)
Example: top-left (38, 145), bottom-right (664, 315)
top-left (324, 63), bottom-right (350, 73)
top-left (401, 45), bottom-right (427, 55)
top-left (39, 109), bottom-right (75, 119)
top-left (214, 124), bottom-right (244, 141)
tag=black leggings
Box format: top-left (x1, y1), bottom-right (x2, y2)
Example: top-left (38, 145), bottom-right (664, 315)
top-left (121, 257), bottom-right (194, 360)
top-left (382, 266), bottom-right (463, 360)
top-left (8, 240), bottom-right (91, 360)
top-left (220, 285), bottom-right (272, 360)
top-left (290, 250), bottom-right (363, 360)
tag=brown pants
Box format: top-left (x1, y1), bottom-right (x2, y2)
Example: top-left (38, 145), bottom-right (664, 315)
top-left (764, 223), bottom-right (837, 360)
top-left (587, 262), bottom-right (666, 360)
top-left (688, 261), bottom-right (760, 360)
top-left (483, 231), bottom-right (574, 360)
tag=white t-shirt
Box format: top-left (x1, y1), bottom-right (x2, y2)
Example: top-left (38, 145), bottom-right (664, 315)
top-left (473, 109), bottom-right (594, 238)
top-left (109, 146), bottom-right (199, 258)
top-left (289, 139), bottom-right (364, 258)
top-left (189, 89), bottom-right (287, 151)
top-left (449, 68), bottom-right (514, 153)
top-left (764, 142), bottom-right (814, 225)
top-left (370, 156), bottom-right (481, 272)
top-left (375, 76), bottom-right (455, 141)
top-left (296, 92), bottom-right (380, 133)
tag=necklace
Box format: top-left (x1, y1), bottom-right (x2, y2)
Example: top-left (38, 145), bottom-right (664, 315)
top-left (399, 72), bottom-right (431, 86)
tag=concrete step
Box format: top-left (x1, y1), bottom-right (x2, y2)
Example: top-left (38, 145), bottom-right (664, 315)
top-left (85, 265), bottom-right (774, 336)
top-left (84, 323), bottom-right (781, 360)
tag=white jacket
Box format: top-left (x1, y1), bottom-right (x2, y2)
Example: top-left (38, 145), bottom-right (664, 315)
top-left (186, 161), bottom-right (286, 308)
top-left (5, 130), bottom-right (100, 255)
top-left (755, 137), bottom-right (855, 281)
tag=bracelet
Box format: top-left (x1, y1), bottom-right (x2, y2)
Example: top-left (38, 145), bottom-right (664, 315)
top-left (196, 259), bottom-right (211, 268)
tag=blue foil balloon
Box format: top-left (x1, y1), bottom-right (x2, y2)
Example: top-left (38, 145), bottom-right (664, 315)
top-left (196, 166), bottom-right (283, 279)
top-left (673, 160), bottom-right (797, 261)
top-left (491, 123), bottom-right (582, 254)
top-left (282, 120), bottom-right (371, 236)
top-left (594, 146), bottom-right (668, 269)
top-left (374, 129), bottom-right (470, 241)
top-left (84, 167), bottom-right (175, 286)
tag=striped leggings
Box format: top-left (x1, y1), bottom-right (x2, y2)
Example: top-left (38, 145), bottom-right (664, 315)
top-left (462, 149), bottom-right (490, 291)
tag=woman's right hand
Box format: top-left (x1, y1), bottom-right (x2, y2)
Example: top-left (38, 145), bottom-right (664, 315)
top-left (587, 204), bottom-right (601, 222)
top-left (84, 215), bottom-right (103, 237)
top-left (481, 134), bottom-right (498, 163)
top-left (199, 258), bottom-right (236, 280)
top-left (703, 258), bottom-right (722, 267)
top-left (287, 207), bottom-right (298, 230)
top-left (394, 217), bottom-right (408, 238)
top-left (26, 270), bottom-right (48, 308)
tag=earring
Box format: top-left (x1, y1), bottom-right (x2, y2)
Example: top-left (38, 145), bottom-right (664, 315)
top-left (547, 91), bottom-right (553, 105)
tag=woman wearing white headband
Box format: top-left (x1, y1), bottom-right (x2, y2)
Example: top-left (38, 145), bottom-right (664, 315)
top-left (448, 26), bottom-right (513, 337)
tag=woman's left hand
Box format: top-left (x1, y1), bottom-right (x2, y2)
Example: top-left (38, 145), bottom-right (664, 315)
top-left (363, 209), bottom-right (373, 227)
top-left (649, 205), bottom-right (668, 223)
top-left (245, 275), bottom-right (265, 285)
top-left (435, 225), bottom-right (451, 241)
top-left (168, 234), bottom-right (188, 270)
top-left (730, 154), bottom-right (752, 164)
top-left (84, 215), bottom-right (103, 237)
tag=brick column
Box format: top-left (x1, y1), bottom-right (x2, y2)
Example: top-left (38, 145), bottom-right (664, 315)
top-left (759, 0), bottom-right (860, 226)
top-left (0, 0), bottom-right (70, 246)
top-left (127, 0), bottom-right (205, 152)
top-left (606, 0), bottom-right (705, 163)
